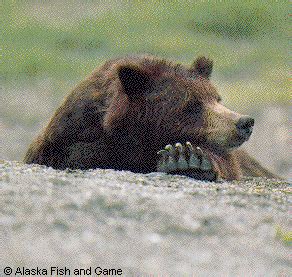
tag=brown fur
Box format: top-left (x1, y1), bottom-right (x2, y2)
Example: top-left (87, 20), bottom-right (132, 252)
top-left (24, 55), bottom-right (279, 181)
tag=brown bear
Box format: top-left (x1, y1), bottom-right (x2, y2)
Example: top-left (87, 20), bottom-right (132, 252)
top-left (24, 55), bottom-right (278, 181)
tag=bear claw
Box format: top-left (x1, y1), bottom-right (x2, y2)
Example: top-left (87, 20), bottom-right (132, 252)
top-left (175, 143), bottom-right (189, 170)
top-left (157, 141), bottom-right (217, 180)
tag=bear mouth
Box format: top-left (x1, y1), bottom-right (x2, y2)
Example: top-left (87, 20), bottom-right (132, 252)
top-left (227, 132), bottom-right (252, 149)
top-left (199, 133), bottom-right (252, 153)
top-left (227, 138), bottom-right (246, 148)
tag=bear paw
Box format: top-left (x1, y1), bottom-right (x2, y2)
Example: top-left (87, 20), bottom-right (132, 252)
top-left (157, 142), bottom-right (218, 181)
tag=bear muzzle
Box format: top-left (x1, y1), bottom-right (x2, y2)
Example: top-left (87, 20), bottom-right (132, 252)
top-left (205, 103), bottom-right (255, 149)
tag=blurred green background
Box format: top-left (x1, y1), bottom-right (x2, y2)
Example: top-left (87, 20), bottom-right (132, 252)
top-left (1, 0), bottom-right (290, 177)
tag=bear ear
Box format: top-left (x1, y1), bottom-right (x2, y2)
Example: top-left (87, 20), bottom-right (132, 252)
top-left (118, 66), bottom-right (152, 97)
top-left (191, 56), bottom-right (213, 79)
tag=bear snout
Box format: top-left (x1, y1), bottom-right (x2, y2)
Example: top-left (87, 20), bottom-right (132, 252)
top-left (236, 116), bottom-right (254, 140)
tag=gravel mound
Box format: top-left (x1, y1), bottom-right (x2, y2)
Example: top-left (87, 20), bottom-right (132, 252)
top-left (0, 160), bottom-right (291, 276)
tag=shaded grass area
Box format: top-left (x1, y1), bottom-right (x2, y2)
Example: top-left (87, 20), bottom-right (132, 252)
top-left (1, 1), bottom-right (289, 109)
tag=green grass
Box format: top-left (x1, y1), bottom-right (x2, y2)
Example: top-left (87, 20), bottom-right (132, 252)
top-left (1, 0), bottom-right (289, 108)
top-left (276, 225), bottom-right (292, 245)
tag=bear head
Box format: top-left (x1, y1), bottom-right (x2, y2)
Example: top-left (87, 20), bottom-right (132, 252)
top-left (103, 56), bottom-right (254, 156)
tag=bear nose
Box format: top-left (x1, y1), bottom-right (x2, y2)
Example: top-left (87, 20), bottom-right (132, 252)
top-left (236, 116), bottom-right (254, 139)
